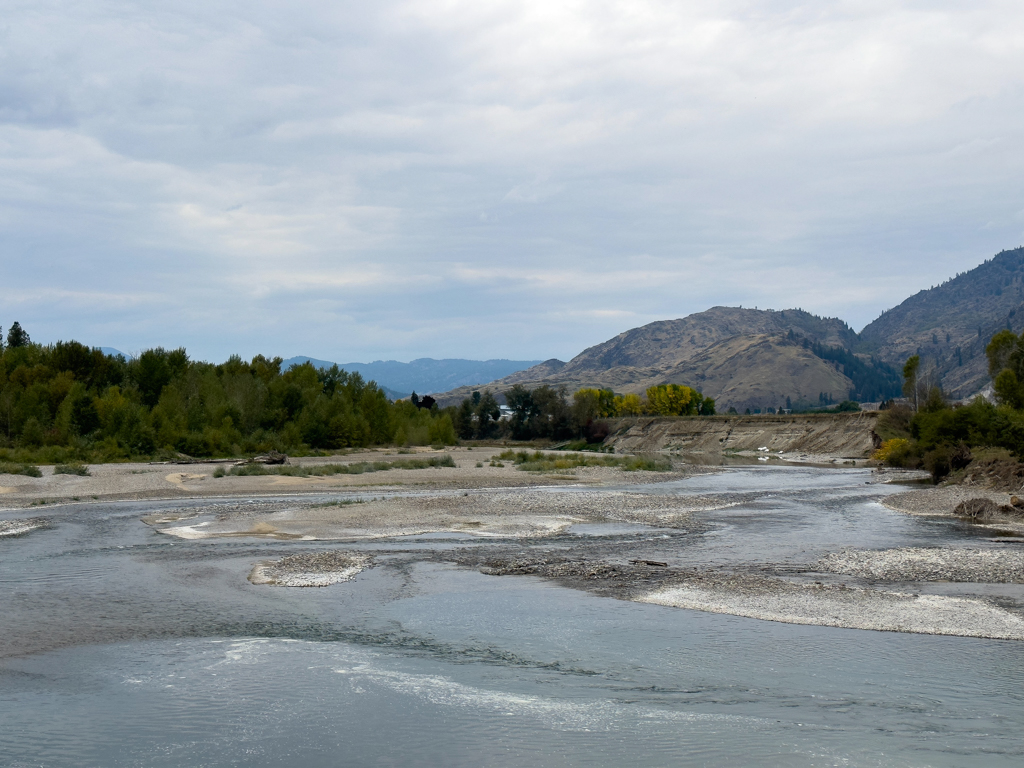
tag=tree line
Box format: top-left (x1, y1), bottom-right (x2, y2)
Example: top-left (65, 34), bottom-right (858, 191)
top-left (874, 330), bottom-right (1024, 481)
top-left (452, 383), bottom-right (715, 442)
top-left (0, 321), bottom-right (717, 463)
top-left (0, 324), bottom-right (457, 462)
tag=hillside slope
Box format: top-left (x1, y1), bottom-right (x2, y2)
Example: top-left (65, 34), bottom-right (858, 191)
top-left (554, 306), bottom-right (857, 376)
top-left (434, 308), bottom-right (893, 410)
top-left (859, 246), bottom-right (1024, 398)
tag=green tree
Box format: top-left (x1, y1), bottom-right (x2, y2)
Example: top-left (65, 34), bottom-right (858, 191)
top-left (474, 391), bottom-right (501, 438)
top-left (504, 384), bottom-right (536, 439)
top-left (454, 398), bottom-right (476, 439)
top-left (987, 329), bottom-right (1024, 409)
top-left (6, 322), bottom-right (29, 348)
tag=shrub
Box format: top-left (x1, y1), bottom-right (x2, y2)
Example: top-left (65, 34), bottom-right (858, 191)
top-left (224, 454), bottom-right (456, 477)
top-left (54, 463), bottom-right (90, 476)
top-left (949, 441), bottom-right (973, 472)
top-left (923, 446), bottom-right (951, 484)
top-left (872, 438), bottom-right (915, 467)
top-left (876, 405), bottom-right (914, 441)
top-left (0, 462), bottom-right (42, 477)
top-left (496, 449), bottom-right (671, 473)
top-left (584, 420), bottom-right (611, 444)
top-left (953, 497), bottom-right (999, 521)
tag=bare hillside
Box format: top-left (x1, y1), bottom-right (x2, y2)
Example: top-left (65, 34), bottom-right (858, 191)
top-left (859, 246), bottom-right (1024, 397)
top-left (435, 248), bottom-right (1021, 409)
top-left (435, 309), bottom-right (877, 411)
top-left (555, 306), bottom-right (856, 375)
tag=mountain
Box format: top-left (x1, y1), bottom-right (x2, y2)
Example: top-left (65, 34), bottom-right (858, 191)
top-left (433, 307), bottom-right (899, 411)
top-left (281, 357), bottom-right (542, 399)
top-left (435, 248), bottom-right (1024, 409)
top-left (858, 246), bottom-right (1024, 398)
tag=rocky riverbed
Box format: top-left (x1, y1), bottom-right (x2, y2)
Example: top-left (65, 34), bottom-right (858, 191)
top-left (248, 551), bottom-right (374, 587)
top-left (5, 458), bottom-right (1024, 642)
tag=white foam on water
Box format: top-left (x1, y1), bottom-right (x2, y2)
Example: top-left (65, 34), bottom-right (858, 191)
top-left (331, 660), bottom-right (761, 734)
top-left (198, 638), bottom-right (761, 735)
top-left (0, 523), bottom-right (42, 536)
top-left (157, 521), bottom-right (214, 539)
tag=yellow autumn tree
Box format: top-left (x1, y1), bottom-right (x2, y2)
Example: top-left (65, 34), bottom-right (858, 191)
top-left (645, 384), bottom-right (695, 416)
top-left (614, 393), bottom-right (645, 416)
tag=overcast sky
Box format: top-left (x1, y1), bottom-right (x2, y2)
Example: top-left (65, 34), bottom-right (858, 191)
top-left (2, 0), bottom-right (1023, 363)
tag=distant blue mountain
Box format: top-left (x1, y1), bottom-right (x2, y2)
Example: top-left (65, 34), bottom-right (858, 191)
top-left (281, 357), bottom-right (543, 400)
top-left (92, 348), bottom-right (538, 402)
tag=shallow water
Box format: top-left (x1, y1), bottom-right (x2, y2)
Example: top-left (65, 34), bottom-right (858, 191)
top-left (2, 465), bottom-right (1023, 766)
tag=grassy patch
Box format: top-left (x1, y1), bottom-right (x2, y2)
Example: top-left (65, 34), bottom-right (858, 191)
top-left (221, 454), bottom-right (457, 478)
top-left (556, 440), bottom-right (614, 453)
top-left (310, 499), bottom-right (367, 508)
top-left (0, 462), bottom-right (42, 478)
top-left (496, 449), bottom-right (671, 473)
top-left (54, 463), bottom-right (90, 476)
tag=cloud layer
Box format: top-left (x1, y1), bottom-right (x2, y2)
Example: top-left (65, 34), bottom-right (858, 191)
top-left (3, 0), bottom-right (1024, 361)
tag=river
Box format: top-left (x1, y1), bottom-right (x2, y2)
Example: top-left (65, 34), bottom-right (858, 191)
top-left (2, 464), bottom-right (1023, 766)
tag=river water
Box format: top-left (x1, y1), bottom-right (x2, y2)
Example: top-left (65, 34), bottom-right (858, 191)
top-left (2, 465), bottom-right (1024, 766)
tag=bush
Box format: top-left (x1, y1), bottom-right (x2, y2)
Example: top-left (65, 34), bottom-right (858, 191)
top-left (584, 420), bottom-right (610, 444)
top-left (54, 463), bottom-right (90, 476)
top-left (950, 441), bottom-right (973, 472)
top-left (496, 449), bottom-right (671, 473)
top-left (953, 497), bottom-right (999, 521)
top-left (876, 405), bottom-right (914, 441)
top-left (923, 446), bottom-right (951, 483)
top-left (872, 438), bottom-right (916, 467)
top-left (0, 462), bottom-right (42, 477)
top-left (225, 454), bottom-right (456, 477)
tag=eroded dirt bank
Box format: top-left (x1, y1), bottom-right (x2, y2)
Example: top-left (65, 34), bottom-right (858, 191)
top-left (604, 413), bottom-right (879, 458)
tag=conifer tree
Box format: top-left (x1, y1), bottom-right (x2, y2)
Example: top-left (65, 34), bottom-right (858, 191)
top-left (6, 321), bottom-right (29, 348)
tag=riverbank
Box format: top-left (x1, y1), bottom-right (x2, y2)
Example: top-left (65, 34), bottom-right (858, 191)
top-left (604, 412), bottom-right (879, 457)
top-left (0, 445), bottom-right (692, 510)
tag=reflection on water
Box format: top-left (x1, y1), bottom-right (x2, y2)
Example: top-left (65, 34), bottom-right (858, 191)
top-left (2, 465), bottom-right (1023, 766)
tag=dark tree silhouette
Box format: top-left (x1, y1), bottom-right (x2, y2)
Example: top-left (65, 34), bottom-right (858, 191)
top-left (6, 321), bottom-right (29, 348)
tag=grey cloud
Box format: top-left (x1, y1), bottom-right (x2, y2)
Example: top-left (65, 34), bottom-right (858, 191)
top-left (2, 0), bottom-right (1024, 362)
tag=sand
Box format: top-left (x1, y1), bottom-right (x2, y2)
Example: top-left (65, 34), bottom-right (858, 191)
top-left (640, 575), bottom-right (1024, 640)
top-left (0, 446), bottom-right (690, 510)
top-left (148, 487), bottom-right (724, 541)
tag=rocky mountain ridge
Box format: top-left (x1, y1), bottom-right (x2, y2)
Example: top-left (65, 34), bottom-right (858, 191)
top-left (434, 247), bottom-right (1024, 410)
top-left (858, 246), bottom-right (1024, 398)
top-left (434, 308), bottom-right (890, 411)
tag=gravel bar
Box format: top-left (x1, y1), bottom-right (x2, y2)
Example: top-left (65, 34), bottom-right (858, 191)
top-left (248, 551), bottom-right (373, 587)
top-left (816, 547), bottom-right (1024, 583)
